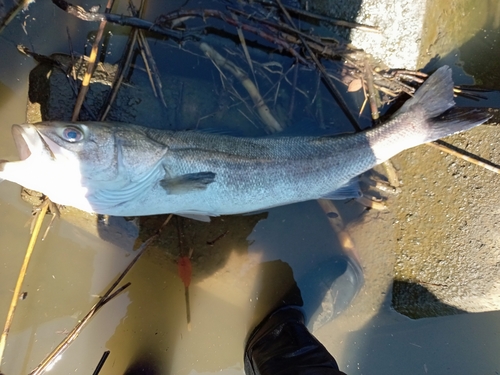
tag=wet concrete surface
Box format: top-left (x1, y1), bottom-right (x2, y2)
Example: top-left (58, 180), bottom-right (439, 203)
top-left (391, 123), bottom-right (500, 315)
top-left (307, 0), bottom-right (500, 70)
top-left (307, 0), bottom-right (426, 69)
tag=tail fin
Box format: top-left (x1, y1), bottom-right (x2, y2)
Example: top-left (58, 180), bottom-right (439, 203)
top-left (426, 107), bottom-right (491, 141)
top-left (398, 65), bottom-right (491, 141)
top-left (397, 65), bottom-right (455, 117)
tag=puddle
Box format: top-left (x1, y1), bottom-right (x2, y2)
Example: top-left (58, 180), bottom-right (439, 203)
top-left (0, 1), bottom-right (499, 375)
top-left (0, 3), bottom-right (361, 373)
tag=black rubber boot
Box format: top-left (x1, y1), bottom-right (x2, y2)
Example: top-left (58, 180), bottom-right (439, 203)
top-left (244, 306), bottom-right (347, 375)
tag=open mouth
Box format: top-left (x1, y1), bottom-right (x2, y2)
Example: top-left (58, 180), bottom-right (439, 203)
top-left (11, 124), bottom-right (54, 161)
top-left (12, 124), bottom-right (32, 160)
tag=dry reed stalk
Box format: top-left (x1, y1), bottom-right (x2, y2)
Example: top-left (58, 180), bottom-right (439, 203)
top-left (0, 202), bottom-right (48, 369)
top-left (200, 42), bottom-right (284, 133)
top-left (71, 0), bottom-right (115, 121)
top-left (428, 141), bottom-right (500, 175)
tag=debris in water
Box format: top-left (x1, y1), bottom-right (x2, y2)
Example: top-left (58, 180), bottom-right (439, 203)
top-left (178, 255), bottom-right (192, 331)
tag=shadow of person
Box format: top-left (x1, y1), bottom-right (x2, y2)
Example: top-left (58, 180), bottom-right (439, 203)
top-left (123, 354), bottom-right (160, 375)
top-left (245, 258), bottom-right (356, 375)
top-left (249, 256), bottom-right (361, 337)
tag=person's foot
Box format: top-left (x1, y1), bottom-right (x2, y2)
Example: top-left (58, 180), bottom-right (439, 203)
top-left (244, 306), bottom-right (346, 375)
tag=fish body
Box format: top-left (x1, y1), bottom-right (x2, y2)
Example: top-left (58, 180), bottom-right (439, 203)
top-left (0, 66), bottom-right (491, 219)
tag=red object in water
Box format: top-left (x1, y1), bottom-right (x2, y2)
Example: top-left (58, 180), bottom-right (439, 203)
top-left (178, 256), bottom-right (192, 288)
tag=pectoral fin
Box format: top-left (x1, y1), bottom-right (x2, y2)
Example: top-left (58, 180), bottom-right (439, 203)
top-left (160, 171), bottom-right (216, 194)
top-left (321, 178), bottom-right (362, 200)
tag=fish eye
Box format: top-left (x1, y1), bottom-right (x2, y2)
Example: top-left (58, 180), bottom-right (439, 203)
top-left (62, 126), bottom-right (84, 143)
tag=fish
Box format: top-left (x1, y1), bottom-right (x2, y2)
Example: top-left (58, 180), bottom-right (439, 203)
top-left (0, 66), bottom-right (491, 220)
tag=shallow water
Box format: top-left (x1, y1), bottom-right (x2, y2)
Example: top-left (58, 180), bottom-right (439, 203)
top-left (0, 1), bottom-right (499, 375)
top-left (0, 2), bottom-right (357, 373)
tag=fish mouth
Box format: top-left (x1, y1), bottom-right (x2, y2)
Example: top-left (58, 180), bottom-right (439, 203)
top-left (11, 124), bottom-right (53, 161)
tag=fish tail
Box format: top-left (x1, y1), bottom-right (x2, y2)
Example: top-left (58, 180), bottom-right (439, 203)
top-left (425, 107), bottom-right (491, 142)
top-left (398, 65), bottom-right (491, 142)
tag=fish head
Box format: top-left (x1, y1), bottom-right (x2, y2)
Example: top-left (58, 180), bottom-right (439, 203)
top-left (32, 121), bottom-right (169, 183)
top-left (31, 121), bottom-right (120, 183)
top-left (0, 121), bottom-right (126, 210)
top-left (1, 121), bottom-right (169, 213)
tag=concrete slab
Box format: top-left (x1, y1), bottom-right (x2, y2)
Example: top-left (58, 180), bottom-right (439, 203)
top-left (307, 0), bottom-right (495, 70)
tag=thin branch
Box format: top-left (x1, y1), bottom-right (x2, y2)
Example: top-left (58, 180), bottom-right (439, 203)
top-left (0, 201), bottom-right (48, 367)
top-left (100, 27), bottom-right (139, 120)
top-left (52, 0), bottom-right (187, 40)
top-left (364, 58), bottom-right (380, 123)
top-left (28, 214), bottom-right (173, 375)
top-left (382, 160), bottom-right (400, 188)
top-left (252, 0), bottom-right (379, 33)
top-left (28, 283), bottom-right (130, 375)
top-left (71, 0), bottom-right (115, 121)
top-left (428, 140), bottom-right (500, 175)
top-left (283, 4), bottom-right (379, 33)
top-left (230, 12), bottom-right (258, 90)
top-left (288, 60), bottom-right (298, 119)
top-left (163, 8), bottom-right (312, 66)
top-left (92, 350), bottom-right (110, 375)
top-left (275, 0), bottom-right (361, 131)
top-left (137, 31), bottom-right (168, 108)
top-left (200, 42), bottom-right (284, 132)
top-left (0, 0), bottom-right (34, 34)
top-left (227, 7), bottom-right (330, 50)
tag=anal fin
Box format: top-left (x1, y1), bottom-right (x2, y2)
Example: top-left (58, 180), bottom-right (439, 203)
top-left (177, 213), bottom-right (211, 222)
top-left (320, 178), bottom-right (362, 200)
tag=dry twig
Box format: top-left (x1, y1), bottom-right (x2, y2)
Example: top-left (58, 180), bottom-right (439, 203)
top-left (0, 0), bottom-right (34, 34)
top-left (71, 0), bottom-right (115, 121)
top-left (92, 350), bottom-right (110, 375)
top-left (137, 31), bottom-right (168, 108)
top-left (231, 12), bottom-right (258, 89)
top-left (200, 42), bottom-right (284, 133)
top-left (275, 0), bottom-right (361, 131)
top-left (0, 200), bottom-right (48, 369)
top-left (364, 59), bottom-right (380, 122)
top-left (29, 283), bottom-right (130, 375)
top-left (249, 0), bottom-right (378, 33)
top-left (428, 140), bottom-right (500, 175)
top-left (29, 214), bottom-right (173, 375)
top-left (100, 27), bottom-right (139, 120)
top-left (52, 0), bottom-right (186, 40)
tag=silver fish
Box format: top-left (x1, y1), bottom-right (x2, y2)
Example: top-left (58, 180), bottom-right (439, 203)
top-left (0, 66), bottom-right (491, 220)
